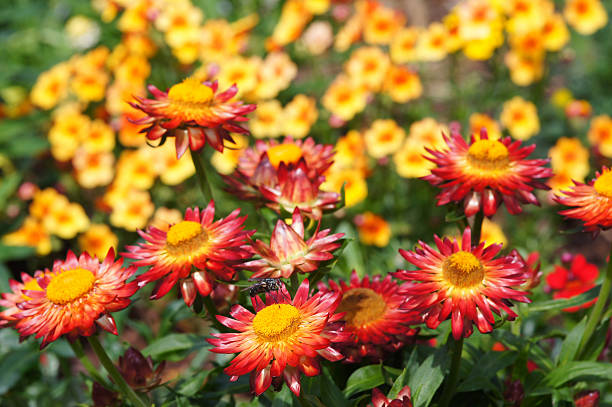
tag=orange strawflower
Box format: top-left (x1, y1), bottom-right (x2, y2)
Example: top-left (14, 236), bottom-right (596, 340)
top-left (319, 271), bottom-right (420, 363)
top-left (395, 228), bottom-right (530, 339)
top-left (555, 167), bottom-right (612, 231)
top-left (424, 129), bottom-right (552, 217)
top-left (208, 279), bottom-right (349, 396)
top-left (130, 77), bottom-right (256, 158)
top-left (124, 203), bottom-right (253, 306)
top-left (4, 250), bottom-right (137, 348)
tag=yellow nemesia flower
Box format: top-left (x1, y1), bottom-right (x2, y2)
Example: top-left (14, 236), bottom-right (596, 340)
top-left (250, 100), bottom-right (284, 139)
top-left (73, 149), bottom-right (115, 188)
top-left (322, 168), bottom-right (368, 207)
top-left (383, 66), bottom-right (422, 103)
top-left (282, 95), bottom-right (318, 139)
top-left (322, 75), bottom-right (368, 121)
top-left (2, 217), bottom-right (51, 255)
top-left (364, 119), bottom-right (406, 159)
top-left (78, 224), bottom-right (118, 260)
top-left (30, 63), bottom-right (70, 110)
top-left (43, 202), bottom-right (90, 240)
top-left (416, 23), bottom-right (448, 62)
top-left (393, 139), bottom-right (434, 178)
top-left (469, 113), bottom-right (502, 140)
top-left (480, 218), bottom-right (507, 247)
top-left (344, 46), bottom-right (390, 91)
top-left (110, 189), bottom-right (154, 231)
top-left (354, 212), bottom-right (391, 247)
top-left (500, 97), bottom-right (540, 140)
top-left (588, 115), bottom-right (612, 157)
top-left (390, 27), bottom-right (420, 63)
top-left (210, 134), bottom-right (249, 175)
top-left (564, 0), bottom-right (608, 35)
top-left (548, 137), bottom-right (589, 181)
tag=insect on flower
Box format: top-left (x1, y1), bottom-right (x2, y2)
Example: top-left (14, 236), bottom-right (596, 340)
top-left (243, 278), bottom-right (290, 302)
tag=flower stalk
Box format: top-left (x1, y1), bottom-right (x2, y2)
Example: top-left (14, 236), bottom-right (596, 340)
top-left (87, 335), bottom-right (149, 407)
top-left (438, 336), bottom-right (464, 407)
top-left (191, 151), bottom-right (214, 202)
top-left (577, 240), bottom-right (612, 358)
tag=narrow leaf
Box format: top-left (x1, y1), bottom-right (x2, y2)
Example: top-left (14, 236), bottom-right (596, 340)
top-left (556, 317), bottom-right (587, 366)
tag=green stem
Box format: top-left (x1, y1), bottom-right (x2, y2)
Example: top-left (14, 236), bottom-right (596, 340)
top-left (87, 336), bottom-right (149, 407)
top-left (438, 337), bottom-right (464, 407)
top-left (69, 339), bottom-right (109, 387)
top-left (577, 241), bottom-right (612, 358)
top-left (191, 151), bottom-right (214, 202)
top-left (203, 296), bottom-right (228, 332)
top-left (471, 211), bottom-right (484, 247)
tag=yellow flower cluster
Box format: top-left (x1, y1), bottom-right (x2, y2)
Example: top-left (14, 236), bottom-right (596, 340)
top-left (250, 95), bottom-right (318, 139)
top-left (3, 188), bottom-right (90, 255)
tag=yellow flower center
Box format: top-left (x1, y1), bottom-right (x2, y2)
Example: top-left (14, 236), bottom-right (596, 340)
top-left (266, 144), bottom-right (303, 168)
top-left (594, 171), bottom-right (612, 199)
top-left (252, 304), bottom-right (301, 342)
top-left (167, 77), bottom-right (214, 105)
top-left (467, 139), bottom-right (509, 170)
top-left (46, 268), bottom-right (95, 305)
top-left (166, 221), bottom-right (207, 254)
top-left (21, 278), bottom-right (43, 300)
top-left (337, 287), bottom-right (386, 327)
top-left (442, 251), bottom-right (485, 289)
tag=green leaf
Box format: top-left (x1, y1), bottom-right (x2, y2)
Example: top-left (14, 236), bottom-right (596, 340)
top-left (388, 349), bottom-right (417, 399)
top-left (0, 172), bottom-right (20, 211)
top-left (546, 361), bottom-right (612, 387)
top-left (271, 385), bottom-right (292, 407)
top-left (527, 286), bottom-right (599, 313)
top-left (320, 367), bottom-right (349, 407)
top-left (556, 317), bottom-right (587, 366)
top-left (142, 333), bottom-right (206, 360)
top-left (408, 348), bottom-right (449, 407)
top-left (0, 346), bottom-right (38, 395)
top-left (177, 369), bottom-right (212, 397)
top-left (458, 351), bottom-right (517, 392)
top-left (492, 330), bottom-right (553, 371)
top-left (343, 364), bottom-right (385, 397)
top-left (0, 244), bottom-right (36, 262)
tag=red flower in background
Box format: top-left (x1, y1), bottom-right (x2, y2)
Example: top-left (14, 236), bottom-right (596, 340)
top-left (223, 138), bottom-right (340, 218)
top-left (369, 385), bottom-right (413, 407)
top-left (546, 254), bottom-right (599, 312)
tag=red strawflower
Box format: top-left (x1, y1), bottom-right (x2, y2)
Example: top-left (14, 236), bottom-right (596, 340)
top-left (395, 227), bottom-right (530, 339)
top-left (509, 249), bottom-right (542, 290)
top-left (243, 208), bottom-right (343, 279)
top-left (124, 202), bottom-right (253, 306)
top-left (318, 270), bottom-right (420, 363)
top-left (130, 77), bottom-right (256, 159)
top-left (546, 254), bottom-right (598, 312)
top-left (423, 128), bottom-right (551, 217)
top-left (224, 138), bottom-right (339, 219)
top-left (207, 279), bottom-right (350, 396)
top-left (6, 249), bottom-right (137, 348)
top-left (370, 386), bottom-right (413, 407)
top-left (554, 167), bottom-right (612, 231)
